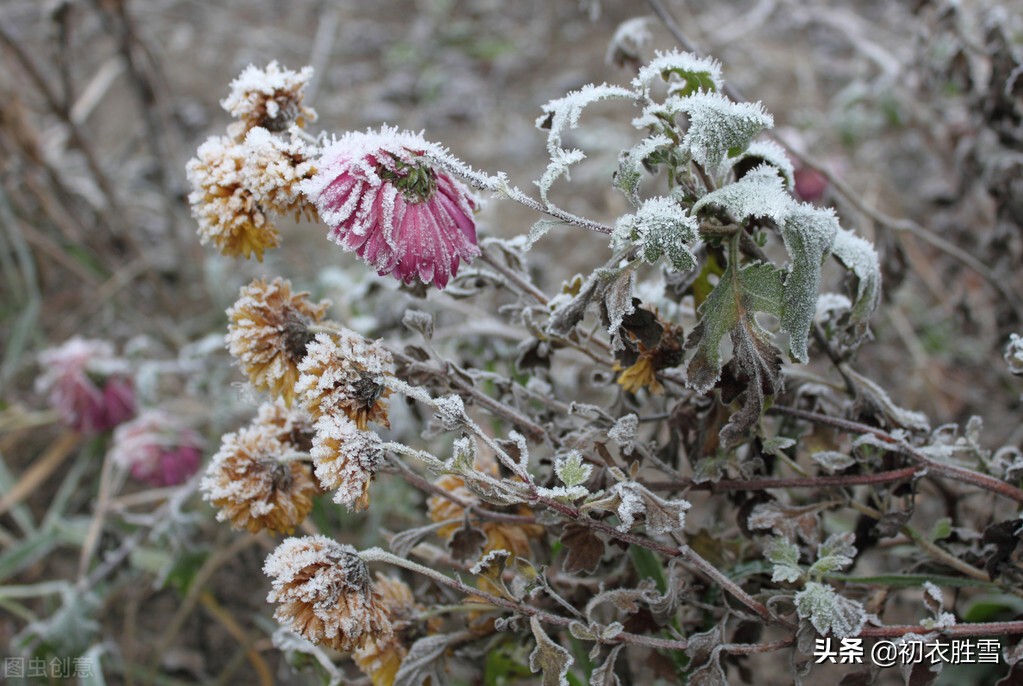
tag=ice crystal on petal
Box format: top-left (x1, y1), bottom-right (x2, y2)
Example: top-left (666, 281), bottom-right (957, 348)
top-left (264, 536), bottom-right (392, 652)
top-left (187, 135), bottom-right (280, 261)
top-left (613, 196), bottom-right (698, 271)
top-left (302, 126), bottom-right (480, 289)
top-left (201, 425), bottom-right (316, 534)
top-left (296, 332), bottom-right (393, 429)
top-left (632, 49), bottom-right (723, 98)
top-left (221, 61), bottom-right (316, 136)
top-left (239, 127), bottom-right (318, 220)
top-left (691, 163), bottom-right (793, 224)
top-left (226, 277), bottom-right (329, 405)
top-left (310, 415), bottom-right (383, 511)
top-left (794, 582), bottom-right (867, 638)
top-left (677, 92), bottom-right (773, 170)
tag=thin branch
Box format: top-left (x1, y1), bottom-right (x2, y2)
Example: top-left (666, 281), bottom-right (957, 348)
top-left (768, 405), bottom-right (1023, 504)
top-left (643, 466), bottom-right (923, 493)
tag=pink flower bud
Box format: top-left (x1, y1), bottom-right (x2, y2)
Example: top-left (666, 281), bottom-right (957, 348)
top-left (109, 411), bottom-right (204, 487)
top-left (303, 127), bottom-right (480, 289)
top-left (37, 338), bottom-right (136, 434)
top-left (794, 166), bottom-right (828, 203)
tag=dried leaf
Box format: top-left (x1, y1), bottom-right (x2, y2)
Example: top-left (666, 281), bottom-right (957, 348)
top-left (561, 522), bottom-right (605, 574)
top-left (529, 616), bottom-right (574, 686)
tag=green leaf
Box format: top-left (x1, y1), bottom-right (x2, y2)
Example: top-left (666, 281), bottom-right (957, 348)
top-left (764, 537), bottom-right (803, 583)
top-left (779, 204), bottom-right (839, 362)
top-left (529, 616), bottom-right (574, 686)
top-left (677, 92), bottom-right (773, 170)
top-left (629, 545), bottom-right (668, 593)
top-left (555, 451), bottom-right (592, 488)
top-left (794, 581), bottom-right (866, 638)
top-left (685, 259), bottom-right (785, 446)
top-left (808, 532), bottom-right (856, 578)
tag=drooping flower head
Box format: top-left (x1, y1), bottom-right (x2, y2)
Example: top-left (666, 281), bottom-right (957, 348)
top-left (295, 331), bottom-right (393, 429)
top-left (226, 277), bottom-right (330, 405)
top-left (36, 337), bottom-right (136, 434)
top-left (221, 61), bottom-right (317, 137)
top-left (200, 424), bottom-right (317, 534)
top-left (264, 536), bottom-right (392, 652)
top-left (309, 415), bottom-right (384, 511)
top-left (252, 398), bottom-right (315, 451)
top-left (302, 126), bottom-right (480, 289)
top-left (353, 574), bottom-right (418, 686)
top-left (109, 410), bottom-right (203, 487)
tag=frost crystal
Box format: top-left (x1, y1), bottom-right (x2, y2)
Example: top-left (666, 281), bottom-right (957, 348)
top-left (794, 581), bottom-right (867, 638)
top-left (779, 203), bottom-right (839, 362)
top-left (676, 92), bottom-right (773, 170)
top-left (614, 134), bottom-right (672, 203)
top-left (608, 414), bottom-right (639, 452)
top-left (632, 49), bottom-right (723, 98)
top-left (554, 451), bottom-right (592, 488)
top-left (310, 415), bottom-right (383, 511)
top-left (613, 196), bottom-right (698, 272)
top-left (691, 163), bottom-right (793, 224)
top-left (830, 227), bottom-right (882, 324)
top-left (606, 17), bottom-right (652, 70)
top-left (302, 126), bottom-right (480, 289)
top-left (727, 140), bottom-right (795, 190)
top-left (221, 61), bottom-right (316, 135)
top-left (433, 394), bottom-right (467, 430)
top-left (295, 331), bottom-right (393, 429)
top-left (264, 536), bottom-right (392, 652)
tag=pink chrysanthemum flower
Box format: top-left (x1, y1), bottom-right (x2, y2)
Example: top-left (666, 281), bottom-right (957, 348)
top-left (302, 126), bottom-right (480, 289)
top-left (109, 411), bottom-right (203, 487)
top-left (36, 338), bottom-right (136, 434)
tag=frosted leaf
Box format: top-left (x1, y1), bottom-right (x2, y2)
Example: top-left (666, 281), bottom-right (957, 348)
top-left (845, 368), bottom-right (930, 433)
top-left (815, 293), bottom-right (852, 322)
top-left (920, 582), bottom-right (956, 630)
top-left (1005, 334), bottom-right (1023, 376)
top-left (590, 644), bottom-right (624, 686)
top-left (808, 532), bottom-right (856, 576)
top-left (632, 49), bottom-right (723, 98)
top-left (762, 436), bottom-right (796, 458)
top-left (830, 227), bottom-right (881, 325)
top-left (603, 265), bottom-right (637, 351)
top-left (606, 17), bottom-right (652, 70)
top-left (612, 481), bottom-right (689, 534)
top-left (677, 92), bottom-right (773, 170)
top-left (613, 134), bottom-right (672, 204)
top-left (555, 451), bottom-right (592, 488)
top-left (392, 633), bottom-right (461, 686)
top-left (727, 140), bottom-right (795, 190)
top-left (608, 414), bottom-right (639, 451)
top-left (432, 394), bottom-right (466, 430)
top-left (536, 147), bottom-right (587, 203)
top-left (537, 83), bottom-right (635, 154)
top-left (691, 163), bottom-right (793, 225)
top-left (529, 616), bottom-right (573, 686)
top-left (524, 219), bottom-right (564, 251)
top-left (613, 196), bottom-right (698, 272)
top-left (764, 537), bottom-right (803, 583)
top-left (779, 204), bottom-right (840, 363)
top-left (685, 261), bottom-right (784, 446)
top-left (794, 581), bottom-right (867, 638)
top-left (812, 451), bottom-right (856, 473)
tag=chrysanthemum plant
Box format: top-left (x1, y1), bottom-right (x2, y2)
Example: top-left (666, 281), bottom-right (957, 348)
top-left (190, 52), bottom-right (1023, 686)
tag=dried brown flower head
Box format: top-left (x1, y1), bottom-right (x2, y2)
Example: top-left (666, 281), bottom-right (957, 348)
top-left (264, 536), bottom-right (392, 652)
top-left (253, 398), bottom-right (315, 452)
top-left (187, 135), bottom-right (280, 261)
top-left (200, 425), bottom-right (316, 534)
top-left (310, 415), bottom-right (384, 511)
top-left (352, 574), bottom-right (417, 686)
top-left (296, 331), bottom-right (393, 430)
top-left (222, 61), bottom-right (317, 137)
top-left (227, 277), bottom-right (330, 405)
top-left (240, 127), bottom-right (318, 221)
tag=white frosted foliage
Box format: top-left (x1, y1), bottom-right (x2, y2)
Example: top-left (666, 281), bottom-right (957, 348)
top-left (830, 227), bottom-right (882, 323)
top-left (727, 140), bottom-right (795, 190)
top-left (692, 163), bottom-right (793, 224)
top-left (677, 92), bottom-right (773, 170)
top-left (795, 581), bottom-right (867, 638)
top-left (632, 49), bottom-right (723, 97)
top-left (613, 196), bottom-right (698, 272)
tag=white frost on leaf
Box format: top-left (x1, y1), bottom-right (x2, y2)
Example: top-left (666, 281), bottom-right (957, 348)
top-left (608, 414), bottom-right (639, 452)
top-left (727, 140), bottom-right (795, 190)
top-left (632, 49), bottom-right (723, 98)
top-left (613, 196), bottom-right (698, 271)
top-left (764, 537), bottom-right (803, 583)
top-left (606, 17), bottom-right (652, 68)
top-left (779, 203), bottom-right (840, 363)
top-left (433, 394), bottom-right (466, 430)
top-left (830, 227), bottom-right (882, 325)
top-left (794, 581), bottom-right (867, 638)
top-left (812, 451), bottom-right (857, 473)
top-left (614, 134), bottom-right (672, 204)
top-left (808, 532), bottom-right (856, 577)
top-left (554, 451), bottom-right (592, 488)
top-left (676, 92), bottom-right (773, 170)
top-left (691, 163), bottom-right (793, 224)
top-left (536, 148), bottom-right (587, 203)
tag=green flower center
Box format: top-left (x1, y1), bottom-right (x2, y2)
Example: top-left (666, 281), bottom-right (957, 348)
top-left (377, 153), bottom-right (437, 203)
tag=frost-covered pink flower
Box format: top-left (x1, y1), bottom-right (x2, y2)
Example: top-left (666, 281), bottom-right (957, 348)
top-left (109, 411), bottom-right (203, 487)
top-left (36, 338), bottom-right (136, 434)
top-left (302, 127), bottom-right (480, 289)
